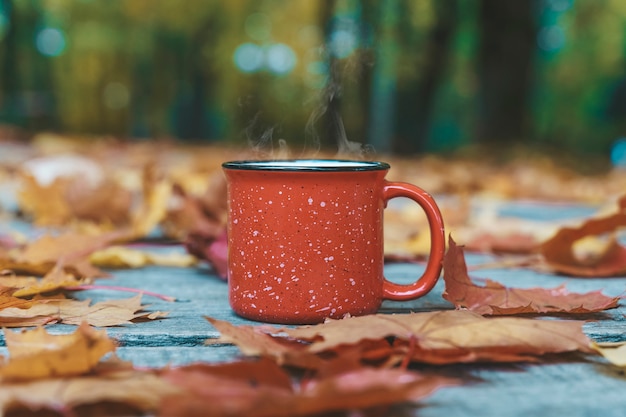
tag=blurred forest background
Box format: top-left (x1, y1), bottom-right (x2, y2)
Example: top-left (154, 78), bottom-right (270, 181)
top-left (1, 0), bottom-right (626, 165)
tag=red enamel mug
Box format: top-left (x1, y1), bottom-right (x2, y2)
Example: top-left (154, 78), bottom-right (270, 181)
top-left (222, 160), bottom-right (445, 324)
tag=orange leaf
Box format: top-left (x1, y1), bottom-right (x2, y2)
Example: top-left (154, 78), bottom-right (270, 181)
top-left (0, 322), bottom-right (116, 381)
top-left (539, 195), bottom-right (626, 277)
top-left (443, 236), bottom-right (620, 315)
top-left (0, 370), bottom-right (176, 415)
top-left (11, 263), bottom-right (86, 297)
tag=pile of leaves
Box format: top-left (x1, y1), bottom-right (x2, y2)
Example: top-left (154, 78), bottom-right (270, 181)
top-left (0, 135), bottom-right (624, 415)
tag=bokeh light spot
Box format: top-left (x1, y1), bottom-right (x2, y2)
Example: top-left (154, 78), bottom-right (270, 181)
top-left (537, 25), bottom-right (565, 51)
top-left (611, 138), bottom-right (626, 167)
top-left (35, 28), bottom-right (67, 57)
top-left (266, 43), bottom-right (297, 75)
top-left (233, 43), bottom-right (264, 73)
top-left (329, 29), bottom-right (358, 58)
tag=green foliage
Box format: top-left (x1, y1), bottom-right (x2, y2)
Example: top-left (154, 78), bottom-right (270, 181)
top-left (0, 0), bottom-right (623, 157)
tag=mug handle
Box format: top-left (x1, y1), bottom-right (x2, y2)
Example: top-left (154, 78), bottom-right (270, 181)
top-left (381, 181), bottom-right (445, 301)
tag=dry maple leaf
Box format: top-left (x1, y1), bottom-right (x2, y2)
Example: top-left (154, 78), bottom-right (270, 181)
top-left (17, 163), bottom-right (133, 228)
top-left (539, 194), bottom-right (626, 277)
top-left (277, 310), bottom-right (593, 364)
top-left (0, 322), bottom-right (115, 381)
top-left (4, 231), bottom-right (124, 279)
top-left (159, 358), bottom-right (454, 417)
top-left (0, 294), bottom-right (167, 327)
top-left (0, 369), bottom-right (177, 416)
top-left (10, 263), bottom-right (87, 298)
top-left (207, 311), bottom-right (590, 364)
top-left (0, 287), bottom-right (32, 309)
top-left (205, 317), bottom-right (325, 369)
top-left (443, 236), bottom-right (620, 315)
top-left (17, 174), bottom-right (73, 226)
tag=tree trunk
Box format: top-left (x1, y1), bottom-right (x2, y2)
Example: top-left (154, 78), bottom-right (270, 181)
top-left (394, 0), bottom-right (458, 154)
top-left (477, 0), bottom-right (536, 145)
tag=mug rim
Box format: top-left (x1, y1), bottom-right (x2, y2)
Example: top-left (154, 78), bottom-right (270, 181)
top-left (222, 159), bottom-right (390, 172)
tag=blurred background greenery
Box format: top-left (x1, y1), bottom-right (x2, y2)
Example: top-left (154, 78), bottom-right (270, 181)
top-left (1, 0), bottom-right (626, 164)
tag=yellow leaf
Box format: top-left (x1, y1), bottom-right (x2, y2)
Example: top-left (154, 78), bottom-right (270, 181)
top-left (90, 246), bottom-right (197, 268)
top-left (592, 341), bottom-right (626, 368)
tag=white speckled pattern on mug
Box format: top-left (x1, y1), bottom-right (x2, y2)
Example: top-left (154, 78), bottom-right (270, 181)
top-left (225, 169), bottom-right (385, 324)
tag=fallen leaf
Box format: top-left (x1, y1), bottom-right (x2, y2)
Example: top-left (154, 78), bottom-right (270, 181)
top-left (464, 231), bottom-right (540, 254)
top-left (3, 231), bottom-right (123, 279)
top-left (160, 358), bottom-right (453, 417)
top-left (279, 310), bottom-right (593, 364)
top-left (130, 163), bottom-right (172, 238)
top-left (90, 245), bottom-right (197, 268)
top-left (18, 155), bottom-right (133, 228)
top-left (16, 174), bottom-right (72, 226)
top-left (162, 174), bottom-right (226, 241)
top-left (57, 294), bottom-right (168, 326)
top-left (0, 369), bottom-right (177, 416)
top-left (0, 294), bottom-right (167, 327)
top-left (0, 287), bottom-right (32, 309)
top-left (0, 322), bottom-right (115, 381)
top-left (443, 236), bottom-right (620, 315)
top-left (0, 316), bottom-right (58, 328)
top-left (539, 195), bottom-right (626, 277)
top-left (11, 263), bottom-right (87, 297)
top-left (592, 341), bottom-right (626, 368)
top-left (186, 229), bottom-right (228, 279)
top-left (205, 317), bottom-right (325, 369)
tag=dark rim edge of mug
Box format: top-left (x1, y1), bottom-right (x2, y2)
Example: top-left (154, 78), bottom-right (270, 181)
top-left (222, 159), bottom-right (391, 172)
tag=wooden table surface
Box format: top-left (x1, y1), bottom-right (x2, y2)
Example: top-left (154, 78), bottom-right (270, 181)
top-left (0, 199), bottom-right (624, 417)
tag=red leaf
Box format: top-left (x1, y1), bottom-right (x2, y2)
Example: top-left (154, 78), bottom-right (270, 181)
top-left (185, 229), bottom-right (228, 280)
top-left (160, 359), bottom-right (454, 417)
top-left (443, 236), bottom-right (620, 315)
top-left (539, 195), bottom-right (626, 277)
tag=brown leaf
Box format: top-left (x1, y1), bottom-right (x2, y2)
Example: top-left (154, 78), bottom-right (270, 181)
top-left (0, 287), bottom-right (32, 309)
top-left (4, 231), bottom-right (123, 279)
top-left (11, 263), bottom-right (87, 297)
top-left (539, 195), bottom-right (626, 277)
top-left (0, 370), bottom-right (177, 415)
top-left (443, 236), bottom-right (620, 315)
top-left (162, 173), bottom-right (226, 241)
top-left (205, 317), bottom-right (326, 369)
top-left (0, 294), bottom-right (167, 327)
top-left (17, 168), bottom-right (133, 227)
top-left (278, 310), bottom-right (592, 364)
top-left (57, 294), bottom-right (168, 326)
top-left (129, 163), bottom-right (172, 239)
top-left (0, 322), bottom-right (116, 381)
top-left (160, 358), bottom-right (453, 417)
top-left (17, 174), bottom-right (73, 226)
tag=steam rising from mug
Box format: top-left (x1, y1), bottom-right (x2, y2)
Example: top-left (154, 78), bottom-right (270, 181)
top-left (242, 48), bottom-right (374, 160)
